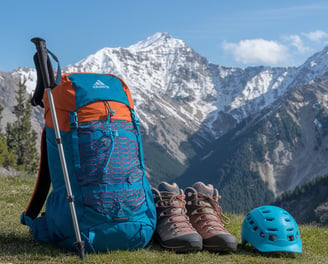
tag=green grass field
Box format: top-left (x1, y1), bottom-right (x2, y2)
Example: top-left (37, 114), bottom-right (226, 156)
top-left (0, 173), bottom-right (327, 264)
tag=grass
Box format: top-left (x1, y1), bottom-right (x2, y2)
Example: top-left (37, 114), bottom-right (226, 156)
top-left (0, 173), bottom-right (327, 264)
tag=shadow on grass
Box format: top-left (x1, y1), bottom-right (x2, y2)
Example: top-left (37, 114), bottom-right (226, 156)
top-left (236, 244), bottom-right (298, 259)
top-left (149, 239), bottom-right (298, 259)
top-left (0, 232), bottom-right (73, 258)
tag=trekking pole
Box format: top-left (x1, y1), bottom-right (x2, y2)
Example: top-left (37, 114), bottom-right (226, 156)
top-left (31, 37), bottom-right (85, 259)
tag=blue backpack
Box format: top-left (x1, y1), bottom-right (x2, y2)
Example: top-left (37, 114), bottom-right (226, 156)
top-left (21, 72), bottom-right (156, 253)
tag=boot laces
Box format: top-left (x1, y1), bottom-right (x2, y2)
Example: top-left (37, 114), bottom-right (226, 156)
top-left (190, 193), bottom-right (230, 233)
top-left (156, 192), bottom-right (195, 233)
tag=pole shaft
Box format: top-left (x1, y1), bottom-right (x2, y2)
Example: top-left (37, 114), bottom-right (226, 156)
top-left (46, 88), bottom-right (83, 244)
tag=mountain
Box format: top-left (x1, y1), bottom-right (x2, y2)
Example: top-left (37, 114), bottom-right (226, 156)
top-left (176, 72), bottom-right (328, 213)
top-left (1, 32), bottom-right (328, 214)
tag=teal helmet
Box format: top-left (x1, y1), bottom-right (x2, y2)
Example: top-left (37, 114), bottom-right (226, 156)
top-left (241, 205), bottom-right (302, 253)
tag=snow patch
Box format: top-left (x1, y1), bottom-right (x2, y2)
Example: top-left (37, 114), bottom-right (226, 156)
top-left (314, 118), bottom-right (322, 129)
top-left (11, 68), bottom-right (37, 94)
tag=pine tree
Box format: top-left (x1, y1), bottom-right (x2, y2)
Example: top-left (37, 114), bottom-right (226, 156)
top-left (0, 104), bottom-right (5, 165)
top-left (0, 104), bottom-right (15, 167)
top-left (6, 81), bottom-right (38, 173)
top-left (0, 103), bottom-right (3, 125)
top-left (24, 95), bottom-right (39, 173)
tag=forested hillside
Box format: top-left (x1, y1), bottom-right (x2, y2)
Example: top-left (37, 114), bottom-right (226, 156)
top-left (275, 174), bottom-right (328, 225)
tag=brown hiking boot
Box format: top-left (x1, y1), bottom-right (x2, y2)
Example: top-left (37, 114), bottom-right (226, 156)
top-left (185, 182), bottom-right (237, 252)
top-left (152, 182), bottom-right (202, 252)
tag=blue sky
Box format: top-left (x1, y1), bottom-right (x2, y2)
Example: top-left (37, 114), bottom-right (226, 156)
top-left (1, 0), bottom-right (328, 71)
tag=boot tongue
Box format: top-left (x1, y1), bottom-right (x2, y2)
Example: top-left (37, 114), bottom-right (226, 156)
top-left (158, 182), bottom-right (180, 195)
top-left (192, 181), bottom-right (214, 197)
top-left (157, 182), bottom-right (185, 215)
top-left (191, 182), bottom-right (219, 216)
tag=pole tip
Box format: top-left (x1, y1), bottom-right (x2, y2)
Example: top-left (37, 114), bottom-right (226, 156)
top-left (74, 241), bottom-right (86, 260)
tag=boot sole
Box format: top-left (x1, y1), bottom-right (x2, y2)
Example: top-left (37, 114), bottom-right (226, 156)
top-left (155, 234), bottom-right (203, 252)
top-left (203, 242), bottom-right (237, 252)
top-left (160, 242), bottom-right (202, 253)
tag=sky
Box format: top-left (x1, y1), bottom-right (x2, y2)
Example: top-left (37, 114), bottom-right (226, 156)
top-left (1, 0), bottom-right (328, 71)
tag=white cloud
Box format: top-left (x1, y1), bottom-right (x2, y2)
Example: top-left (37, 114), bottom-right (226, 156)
top-left (283, 30), bottom-right (328, 54)
top-left (284, 34), bottom-right (309, 53)
top-left (222, 30), bottom-right (328, 67)
top-left (302, 30), bottom-right (328, 42)
top-left (222, 39), bottom-right (289, 66)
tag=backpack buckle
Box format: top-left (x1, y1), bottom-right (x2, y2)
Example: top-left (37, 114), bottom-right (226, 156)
top-left (69, 111), bottom-right (79, 129)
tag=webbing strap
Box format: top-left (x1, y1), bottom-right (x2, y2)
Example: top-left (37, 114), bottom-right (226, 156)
top-left (131, 110), bottom-right (145, 170)
top-left (22, 129), bottom-right (51, 220)
top-left (103, 114), bottom-right (115, 174)
top-left (69, 111), bottom-right (80, 168)
top-left (78, 130), bottom-right (137, 144)
top-left (21, 128), bottom-right (52, 242)
top-left (46, 49), bottom-right (62, 86)
top-left (81, 231), bottom-right (96, 253)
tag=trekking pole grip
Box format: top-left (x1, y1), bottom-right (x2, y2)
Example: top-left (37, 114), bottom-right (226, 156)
top-left (31, 37), bottom-right (46, 51)
top-left (31, 37), bottom-right (53, 89)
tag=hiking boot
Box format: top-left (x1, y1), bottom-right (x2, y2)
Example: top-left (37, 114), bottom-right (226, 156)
top-left (152, 182), bottom-right (203, 252)
top-left (185, 182), bottom-right (237, 252)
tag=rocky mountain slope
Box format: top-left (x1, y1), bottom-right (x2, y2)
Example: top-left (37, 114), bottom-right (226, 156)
top-left (176, 73), bottom-right (328, 212)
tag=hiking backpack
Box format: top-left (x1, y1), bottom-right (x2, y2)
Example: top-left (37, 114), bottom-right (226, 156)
top-left (21, 72), bottom-right (157, 253)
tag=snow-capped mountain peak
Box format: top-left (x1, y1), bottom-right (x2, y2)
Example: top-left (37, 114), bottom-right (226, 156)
top-left (128, 32), bottom-right (184, 51)
top-left (296, 45), bottom-right (328, 82)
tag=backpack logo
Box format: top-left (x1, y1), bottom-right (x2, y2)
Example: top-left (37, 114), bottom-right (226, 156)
top-left (93, 80), bottom-right (110, 89)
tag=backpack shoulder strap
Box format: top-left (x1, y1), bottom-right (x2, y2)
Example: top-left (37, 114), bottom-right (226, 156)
top-left (21, 128), bottom-right (51, 222)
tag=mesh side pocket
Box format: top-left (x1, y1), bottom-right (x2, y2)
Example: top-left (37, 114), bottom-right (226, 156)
top-left (76, 119), bottom-right (145, 216)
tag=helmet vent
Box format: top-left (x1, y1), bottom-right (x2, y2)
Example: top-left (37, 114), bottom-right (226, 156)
top-left (253, 226), bottom-right (258, 231)
top-left (287, 228), bottom-right (294, 231)
top-left (262, 209), bottom-right (271, 213)
top-left (285, 218), bottom-right (291, 222)
top-left (266, 217), bottom-right (274, 221)
top-left (267, 228), bottom-right (278, 231)
top-left (260, 231), bottom-right (265, 238)
top-left (269, 235), bottom-right (276, 241)
top-left (288, 235), bottom-right (295, 241)
top-left (249, 220), bottom-right (254, 225)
